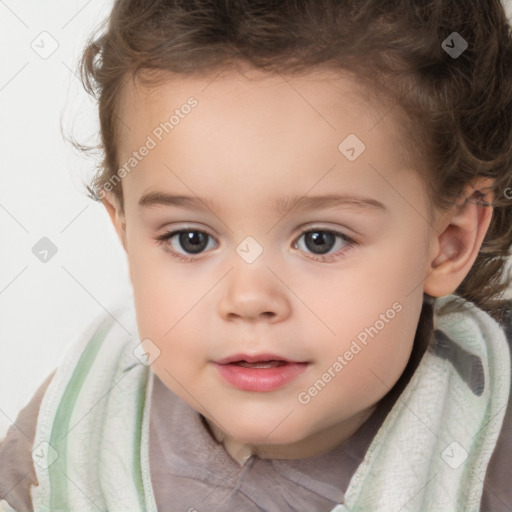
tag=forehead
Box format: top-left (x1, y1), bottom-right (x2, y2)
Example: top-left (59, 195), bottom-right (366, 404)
top-left (116, 66), bottom-right (396, 152)
top-left (114, 66), bottom-right (427, 220)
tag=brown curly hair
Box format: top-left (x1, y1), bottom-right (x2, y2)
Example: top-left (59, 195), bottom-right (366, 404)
top-left (76, 0), bottom-right (512, 324)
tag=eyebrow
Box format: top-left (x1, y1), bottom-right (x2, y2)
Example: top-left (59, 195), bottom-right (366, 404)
top-left (138, 191), bottom-right (386, 214)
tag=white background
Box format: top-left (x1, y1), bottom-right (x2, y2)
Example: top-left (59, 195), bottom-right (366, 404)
top-left (1, 0), bottom-right (512, 439)
top-left (0, 0), bottom-right (127, 439)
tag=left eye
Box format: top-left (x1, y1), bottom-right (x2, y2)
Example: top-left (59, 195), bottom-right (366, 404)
top-left (293, 229), bottom-right (354, 258)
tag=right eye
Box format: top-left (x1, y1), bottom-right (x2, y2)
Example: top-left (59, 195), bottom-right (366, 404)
top-left (156, 228), bottom-right (218, 261)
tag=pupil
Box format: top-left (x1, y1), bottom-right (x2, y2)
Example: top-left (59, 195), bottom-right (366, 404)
top-left (180, 231), bottom-right (207, 254)
top-left (306, 231), bottom-right (335, 254)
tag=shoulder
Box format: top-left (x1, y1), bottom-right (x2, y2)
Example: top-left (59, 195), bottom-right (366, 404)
top-left (479, 299), bottom-right (512, 512)
top-left (0, 370), bottom-right (55, 512)
top-left (39, 298), bottom-right (140, 416)
top-left (0, 297), bottom-right (138, 512)
top-left (430, 295), bottom-right (512, 511)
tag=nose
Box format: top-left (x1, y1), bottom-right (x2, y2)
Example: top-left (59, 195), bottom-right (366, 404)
top-left (217, 264), bottom-right (291, 323)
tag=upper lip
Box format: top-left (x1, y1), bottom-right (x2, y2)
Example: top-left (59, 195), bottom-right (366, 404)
top-left (214, 353), bottom-right (307, 364)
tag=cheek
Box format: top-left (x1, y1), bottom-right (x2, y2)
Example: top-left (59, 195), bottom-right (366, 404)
top-left (358, 303), bottom-right (418, 376)
top-left (286, 256), bottom-right (422, 356)
top-left (128, 230), bottom-right (191, 303)
top-left (340, 300), bottom-right (417, 377)
top-left (127, 242), bottom-right (201, 352)
top-left (301, 299), bottom-right (420, 429)
top-left (300, 260), bottom-right (422, 408)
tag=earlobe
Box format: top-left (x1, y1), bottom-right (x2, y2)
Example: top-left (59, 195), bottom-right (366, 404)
top-left (102, 192), bottom-right (128, 251)
top-left (423, 178), bottom-right (494, 297)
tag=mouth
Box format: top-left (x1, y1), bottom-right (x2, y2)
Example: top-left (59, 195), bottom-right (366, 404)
top-left (214, 353), bottom-right (307, 366)
top-left (213, 353), bottom-right (309, 392)
top-left (231, 360), bottom-right (289, 369)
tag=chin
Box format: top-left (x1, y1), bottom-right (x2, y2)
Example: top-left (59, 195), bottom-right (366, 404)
top-left (222, 416), bottom-right (308, 446)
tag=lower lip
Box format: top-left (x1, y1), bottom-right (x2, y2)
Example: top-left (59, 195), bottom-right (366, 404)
top-left (213, 362), bottom-right (308, 392)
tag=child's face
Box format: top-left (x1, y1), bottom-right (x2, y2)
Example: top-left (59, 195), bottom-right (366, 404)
top-left (111, 67), bottom-right (439, 458)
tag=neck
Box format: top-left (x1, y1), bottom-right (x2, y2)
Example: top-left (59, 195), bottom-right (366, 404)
top-left (203, 404), bottom-right (378, 466)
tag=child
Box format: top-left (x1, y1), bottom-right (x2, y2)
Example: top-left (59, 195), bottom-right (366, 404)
top-left (1, 0), bottom-right (512, 510)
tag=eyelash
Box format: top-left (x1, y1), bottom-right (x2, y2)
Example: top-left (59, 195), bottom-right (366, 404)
top-left (156, 227), bottom-right (359, 263)
top-left (155, 227), bottom-right (358, 263)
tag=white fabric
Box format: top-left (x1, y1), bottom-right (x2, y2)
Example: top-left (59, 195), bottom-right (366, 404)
top-left (13, 294), bottom-right (510, 511)
top-left (332, 295), bottom-right (510, 511)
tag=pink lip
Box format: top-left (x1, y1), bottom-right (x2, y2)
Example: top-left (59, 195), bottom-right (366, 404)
top-left (213, 354), bottom-right (309, 392)
top-left (215, 352), bottom-right (303, 365)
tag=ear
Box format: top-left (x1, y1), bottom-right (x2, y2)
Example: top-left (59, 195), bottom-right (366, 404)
top-left (423, 177), bottom-right (494, 297)
top-left (102, 191), bottom-right (128, 252)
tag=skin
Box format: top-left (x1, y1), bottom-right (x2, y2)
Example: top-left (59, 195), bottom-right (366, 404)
top-left (103, 66), bottom-right (493, 464)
